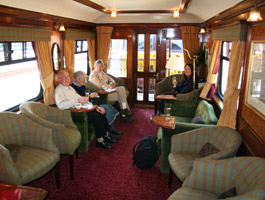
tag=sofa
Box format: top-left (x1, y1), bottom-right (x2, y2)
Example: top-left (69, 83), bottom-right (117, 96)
top-left (157, 99), bottom-right (218, 173)
top-left (168, 157), bottom-right (265, 200)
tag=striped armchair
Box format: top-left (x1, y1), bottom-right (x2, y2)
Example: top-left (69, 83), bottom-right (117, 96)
top-left (168, 126), bottom-right (242, 184)
top-left (20, 102), bottom-right (81, 179)
top-left (0, 112), bottom-right (60, 187)
top-left (168, 157), bottom-right (265, 200)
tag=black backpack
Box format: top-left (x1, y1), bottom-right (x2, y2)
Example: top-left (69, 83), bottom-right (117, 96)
top-left (132, 135), bottom-right (159, 169)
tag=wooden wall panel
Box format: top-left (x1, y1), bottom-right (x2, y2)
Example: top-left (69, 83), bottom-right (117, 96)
top-left (237, 23), bottom-right (265, 158)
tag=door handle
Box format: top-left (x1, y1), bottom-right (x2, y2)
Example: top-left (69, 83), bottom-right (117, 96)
top-left (153, 73), bottom-right (159, 81)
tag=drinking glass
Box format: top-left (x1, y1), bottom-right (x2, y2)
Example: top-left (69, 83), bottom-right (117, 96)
top-left (172, 76), bottom-right (177, 86)
top-left (165, 103), bottom-right (172, 121)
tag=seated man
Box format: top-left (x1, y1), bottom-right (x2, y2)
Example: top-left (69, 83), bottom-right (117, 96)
top-left (89, 59), bottom-right (133, 122)
top-left (72, 71), bottom-right (123, 135)
top-left (54, 70), bottom-right (118, 149)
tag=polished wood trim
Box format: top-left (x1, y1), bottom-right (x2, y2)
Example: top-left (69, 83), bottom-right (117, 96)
top-left (206, 0), bottom-right (265, 28)
top-left (237, 115), bottom-right (265, 158)
top-left (0, 5), bottom-right (95, 30)
top-left (73, 0), bottom-right (108, 13)
top-left (155, 95), bottom-right (177, 100)
top-left (150, 115), bottom-right (176, 129)
top-left (179, 0), bottom-right (192, 13)
top-left (73, 0), bottom-right (192, 14)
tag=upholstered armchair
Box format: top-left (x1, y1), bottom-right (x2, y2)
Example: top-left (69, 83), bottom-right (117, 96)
top-left (168, 157), bottom-right (265, 200)
top-left (19, 102), bottom-right (81, 179)
top-left (168, 126), bottom-right (242, 185)
top-left (85, 73), bottom-right (129, 105)
top-left (0, 112), bottom-right (60, 188)
top-left (158, 99), bottom-right (218, 174)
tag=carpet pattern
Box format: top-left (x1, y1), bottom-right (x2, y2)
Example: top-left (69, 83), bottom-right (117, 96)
top-left (27, 108), bottom-right (181, 200)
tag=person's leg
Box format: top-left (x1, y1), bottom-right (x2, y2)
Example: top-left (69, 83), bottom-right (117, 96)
top-left (86, 111), bottom-right (114, 149)
top-left (99, 104), bottom-right (119, 125)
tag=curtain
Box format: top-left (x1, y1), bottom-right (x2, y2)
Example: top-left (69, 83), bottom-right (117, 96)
top-left (64, 40), bottom-right (75, 81)
top-left (180, 26), bottom-right (200, 64)
top-left (33, 41), bottom-right (55, 105)
top-left (87, 39), bottom-right (96, 72)
top-left (217, 41), bottom-right (245, 129)
top-left (200, 40), bottom-right (222, 100)
top-left (96, 26), bottom-right (113, 72)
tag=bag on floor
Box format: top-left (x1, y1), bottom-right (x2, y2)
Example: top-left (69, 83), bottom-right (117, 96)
top-left (132, 135), bottom-right (159, 169)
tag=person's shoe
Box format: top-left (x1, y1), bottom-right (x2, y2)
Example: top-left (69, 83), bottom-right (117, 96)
top-left (110, 128), bottom-right (124, 135)
top-left (104, 134), bottom-right (118, 143)
top-left (120, 109), bottom-right (133, 116)
top-left (96, 141), bottom-right (114, 149)
top-left (120, 115), bottom-right (134, 122)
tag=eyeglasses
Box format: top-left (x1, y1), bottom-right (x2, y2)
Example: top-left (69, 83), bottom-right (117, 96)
top-left (60, 75), bottom-right (70, 79)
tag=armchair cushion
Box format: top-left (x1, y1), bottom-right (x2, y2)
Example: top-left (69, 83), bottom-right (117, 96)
top-left (199, 143), bottom-right (219, 157)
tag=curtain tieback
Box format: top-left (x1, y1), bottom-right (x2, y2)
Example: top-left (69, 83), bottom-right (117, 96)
top-left (223, 87), bottom-right (240, 103)
top-left (207, 74), bottom-right (218, 84)
top-left (40, 71), bottom-right (54, 90)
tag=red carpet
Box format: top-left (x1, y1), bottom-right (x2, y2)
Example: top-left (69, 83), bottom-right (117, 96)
top-left (27, 108), bottom-right (181, 200)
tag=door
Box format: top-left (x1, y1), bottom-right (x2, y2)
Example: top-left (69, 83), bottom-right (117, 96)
top-left (135, 31), bottom-right (160, 105)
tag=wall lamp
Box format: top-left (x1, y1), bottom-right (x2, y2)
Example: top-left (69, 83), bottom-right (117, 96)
top-left (199, 25), bottom-right (210, 34)
top-left (54, 21), bottom-right (65, 31)
top-left (247, 3), bottom-right (263, 22)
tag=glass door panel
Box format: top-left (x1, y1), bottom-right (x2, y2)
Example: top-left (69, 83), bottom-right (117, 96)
top-left (137, 34), bottom-right (145, 72)
top-left (148, 78), bottom-right (155, 102)
top-left (137, 78), bottom-right (144, 101)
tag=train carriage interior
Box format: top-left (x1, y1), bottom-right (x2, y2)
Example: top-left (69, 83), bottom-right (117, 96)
top-left (0, 0), bottom-right (265, 199)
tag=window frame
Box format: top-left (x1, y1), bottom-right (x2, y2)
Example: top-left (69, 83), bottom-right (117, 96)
top-left (74, 40), bottom-right (89, 75)
top-left (217, 41), bottom-right (232, 99)
top-left (0, 41), bottom-right (42, 111)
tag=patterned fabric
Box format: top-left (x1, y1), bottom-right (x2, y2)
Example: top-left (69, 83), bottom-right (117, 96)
top-left (0, 112), bottom-right (59, 185)
top-left (0, 26), bottom-right (50, 41)
top-left (199, 143), bottom-right (219, 157)
top-left (169, 157), bottom-right (265, 200)
top-left (20, 102), bottom-right (81, 155)
top-left (191, 114), bottom-right (205, 124)
top-left (168, 126), bottom-right (242, 182)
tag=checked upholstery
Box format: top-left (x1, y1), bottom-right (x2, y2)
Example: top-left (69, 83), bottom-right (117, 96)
top-left (0, 112), bottom-right (60, 186)
top-left (168, 157), bottom-right (265, 200)
top-left (168, 126), bottom-right (242, 183)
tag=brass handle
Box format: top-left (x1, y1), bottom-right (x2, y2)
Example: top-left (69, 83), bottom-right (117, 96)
top-left (153, 73), bottom-right (159, 81)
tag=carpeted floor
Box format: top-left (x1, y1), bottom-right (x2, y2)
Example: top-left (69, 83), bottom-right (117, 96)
top-left (27, 107), bottom-right (181, 200)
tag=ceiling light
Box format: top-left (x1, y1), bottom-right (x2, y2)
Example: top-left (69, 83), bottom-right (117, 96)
top-left (54, 21), bottom-right (65, 31)
top-left (110, 10), bottom-right (117, 18)
top-left (173, 10), bottom-right (180, 18)
top-left (247, 4), bottom-right (263, 22)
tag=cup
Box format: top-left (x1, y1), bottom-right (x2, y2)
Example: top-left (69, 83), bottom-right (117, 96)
top-left (85, 92), bottom-right (90, 101)
top-left (75, 103), bottom-right (82, 109)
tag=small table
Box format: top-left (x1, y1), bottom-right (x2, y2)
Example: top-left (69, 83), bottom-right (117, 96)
top-left (150, 115), bottom-right (176, 129)
top-left (95, 89), bottom-right (117, 105)
top-left (154, 95), bottom-right (177, 115)
top-left (71, 105), bottom-right (97, 113)
top-left (0, 183), bottom-right (47, 200)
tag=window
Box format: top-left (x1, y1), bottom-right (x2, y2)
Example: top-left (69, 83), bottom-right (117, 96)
top-left (108, 39), bottom-right (127, 77)
top-left (0, 42), bottom-right (41, 111)
top-left (218, 41), bottom-right (232, 98)
top-left (166, 39), bottom-right (183, 76)
top-left (75, 40), bottom-right (88, 75)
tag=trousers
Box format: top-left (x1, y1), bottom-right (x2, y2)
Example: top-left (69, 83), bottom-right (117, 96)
top-left (87, 110), bottom-right (109, 138)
